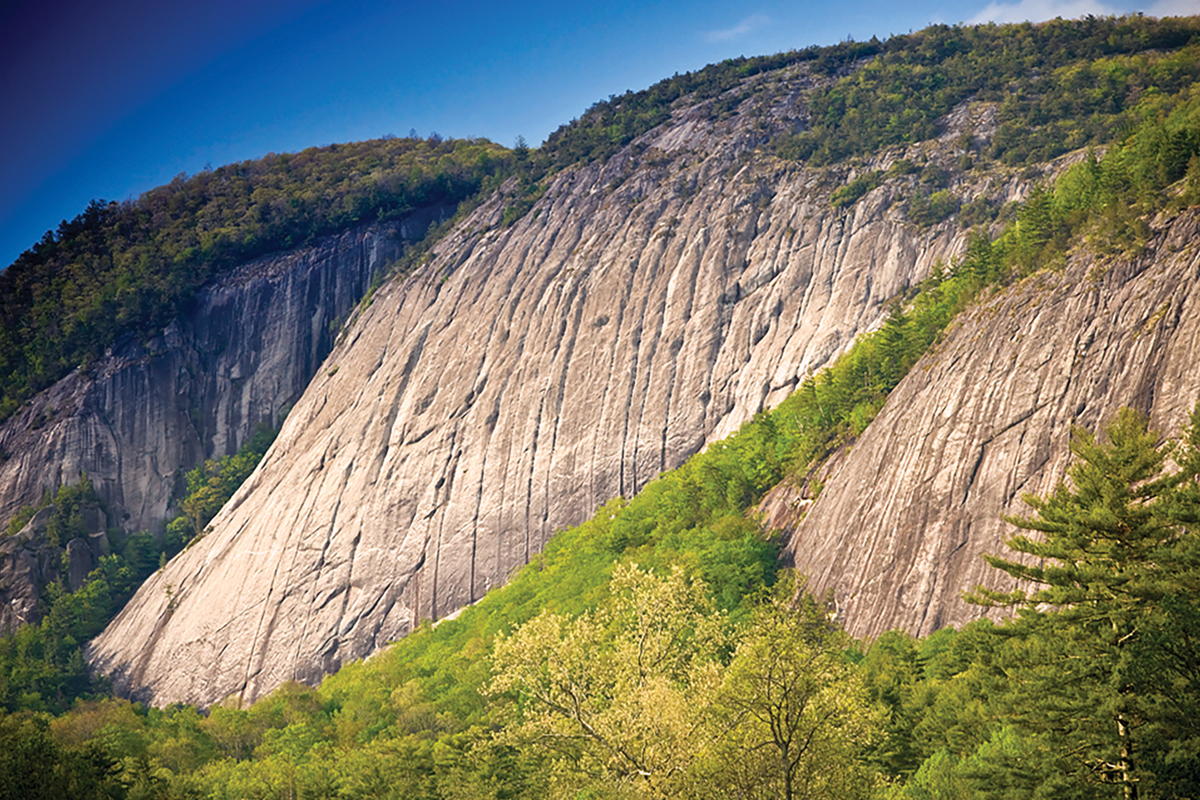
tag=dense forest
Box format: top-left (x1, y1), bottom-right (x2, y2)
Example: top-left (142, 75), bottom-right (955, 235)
top-left (3, 12), bottom-right (1200, 800)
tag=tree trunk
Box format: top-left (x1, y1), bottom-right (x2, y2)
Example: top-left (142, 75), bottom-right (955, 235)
top-left (1117, 713), bottom-right (1136, 800)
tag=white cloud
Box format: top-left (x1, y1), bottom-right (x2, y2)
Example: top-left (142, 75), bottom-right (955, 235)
top-left (968, 0), bottom-right (1119, 24)
top-left (1144, 0), bottom-right (1200, 16)
top-left (704, 13), bottom-right (770, 43)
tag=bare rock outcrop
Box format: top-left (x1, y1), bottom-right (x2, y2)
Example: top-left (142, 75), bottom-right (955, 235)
top-left (0, 216), bottom-right (451, 632)
top-left (773, 209), bottom-right (1200, 639)
top-left (0, 222), bottom-right (420, 536)
top-left (88, 73), bottom-right (988, 707)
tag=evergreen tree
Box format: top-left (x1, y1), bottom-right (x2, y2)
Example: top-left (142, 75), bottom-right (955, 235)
top-left (968, 406), bottom-right (1200, 799)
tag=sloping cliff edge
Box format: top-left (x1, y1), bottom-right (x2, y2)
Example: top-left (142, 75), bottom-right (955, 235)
top-left (0, 214), bottom-right (451, 633)
top-left (766, 208), bottom-right (1200, 639)
top-left (86, 72), bottom-right (999, 707)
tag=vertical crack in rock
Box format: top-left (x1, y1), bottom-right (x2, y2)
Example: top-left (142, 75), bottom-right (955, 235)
top-left (429, 422), bottom-right (460, 620)
top-left (522, 393), bottom-right (546, 567)
top-left (541, 277), bottom-right (588, 553)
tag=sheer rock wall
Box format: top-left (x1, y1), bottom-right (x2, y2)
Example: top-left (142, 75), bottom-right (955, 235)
top-left (88, 79), bottom-right (981, 707)
top-left (0, 218), bottom-right (439, 632)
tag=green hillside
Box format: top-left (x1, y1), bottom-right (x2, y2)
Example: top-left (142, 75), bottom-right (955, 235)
top-left (2, 14), bottom-right (1200, 800)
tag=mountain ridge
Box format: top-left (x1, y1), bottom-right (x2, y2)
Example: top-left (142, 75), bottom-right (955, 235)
top-left (0, 14), bottom-right (1195, 711)
top-left (83, 73), bottom-right (1051, 706)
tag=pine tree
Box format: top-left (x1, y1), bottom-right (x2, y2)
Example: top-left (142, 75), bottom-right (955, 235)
top-left (968, 406), bottom-right (1200, 799)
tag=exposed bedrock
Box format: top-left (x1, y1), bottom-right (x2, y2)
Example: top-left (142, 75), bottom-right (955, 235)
top-left (0, 216), bottom-right (443, 633)
top-left (768, 209), bottom-right (1200, 640)
top-left (88, 99), bottom-right (981, 707)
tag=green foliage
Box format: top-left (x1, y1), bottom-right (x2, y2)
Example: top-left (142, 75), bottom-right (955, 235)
top-left (4, 506), bottom-right (37, 538)
top-left (709, 578), bottom-right (882, 800)
top-left (963, 407), bottom-right (1200, 797)
top-left (831, 171), bottom-right (884, 208)
top-left (5, 474), bottom-right (99, 545)
top-left (951, 86), bottom-right (1200, 279)
top-left (865, 409), bottom-right (1200, 800)
top-left (773, 16), bottom-right (1200, 168)
top-left (0, 137), bottom-right (515, 423)
top-left (0, 711), bottom-right (126, 800)
top-left (176, 423), bottom-right (278, 541)
top-left (499, 176), bottom-right (547, 227)
top-left (490, 564), bottom-right (732, 798)
top-left (907, 190), bottom-right (959, 227)
top-left (490, 568), bottom-right (882, 800)
top-left (0, 555), bottom-right (126, 712)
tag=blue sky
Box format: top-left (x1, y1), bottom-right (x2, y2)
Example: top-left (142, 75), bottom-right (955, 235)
top-left (1, 0), bottom-right (1197, 268)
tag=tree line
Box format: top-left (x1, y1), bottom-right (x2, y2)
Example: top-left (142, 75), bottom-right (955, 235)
top-left (6, 14), bottom-right (1199, 430)
top-left (2, 405), bottom-right (1198, 798)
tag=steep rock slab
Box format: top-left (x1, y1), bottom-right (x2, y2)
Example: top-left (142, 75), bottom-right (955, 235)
top-left (0, 220), bottom-right (433, 633)
top-left (89, 90), bottom-right (981, 708)
top-left (775, 210), bottom-right (1200, 639)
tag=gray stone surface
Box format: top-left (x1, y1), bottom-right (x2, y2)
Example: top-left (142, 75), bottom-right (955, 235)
top-left (0, 500), bottom-right (109, 627)
top-left (0, 215), bottom-right (450, 632)
top-left (768, 209), bottom-right (1200, 639)
top-left (65, 538), bottom-right (95, 593)
top-left (88, 73), bottom-right (989, 708)
top-left (0, 222), bottom-right (415, 535)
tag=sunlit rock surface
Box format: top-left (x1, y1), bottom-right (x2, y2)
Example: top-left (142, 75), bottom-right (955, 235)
top-left (0, 218), bottom-right (442, 632)
top-left (89, 70), bottom-right (983, 707)
top-left (769, 209), bottom-right (1200, 639)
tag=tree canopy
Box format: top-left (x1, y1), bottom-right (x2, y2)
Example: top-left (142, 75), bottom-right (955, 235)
top-left (966, 407), bottom-right (1200, 799)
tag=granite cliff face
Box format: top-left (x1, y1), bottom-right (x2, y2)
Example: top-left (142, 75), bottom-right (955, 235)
top-left (88, 69), bottom-right (998, 707)
top-left (0, 214), bottom-right (447, 633)
top-left (766, 208), bottom-right (1200, 639)
top-left (0, 502), bottom-right (111, 630)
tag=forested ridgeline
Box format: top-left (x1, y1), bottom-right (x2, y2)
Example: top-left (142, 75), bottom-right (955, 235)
top-left (537, 14), bottom-right (1200, 171)
top-left (0, 137), bottom-right (515, 422)
top-left (6, 15), bottom-right (1200, 428)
